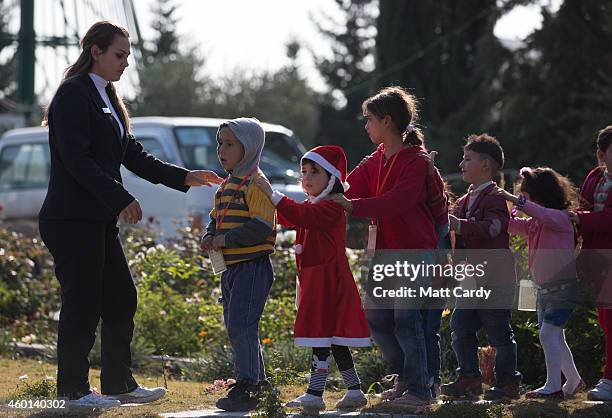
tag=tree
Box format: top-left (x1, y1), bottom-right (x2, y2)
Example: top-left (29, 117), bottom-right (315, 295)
top-left (0, 0), bottom-right (17, 113)
top-left (312, 0), bottom-right (378, 165)
top-left (375, 0), bottom-right (512, 172)
top-left (199, 41), bottom-right (320, 146)
top-left (131, 0), bottom-right (209, 117)
top-left (497, 0), bottom-right (612, 181)
top-left (148, 0), bottom-right (180, 60)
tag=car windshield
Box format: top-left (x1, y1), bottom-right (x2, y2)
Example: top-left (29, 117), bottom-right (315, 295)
top-left (173, 126), bottom-right (301, 184)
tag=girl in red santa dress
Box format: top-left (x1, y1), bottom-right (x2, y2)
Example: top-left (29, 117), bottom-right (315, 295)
top-left (255, 145), bottom-right (371, 412)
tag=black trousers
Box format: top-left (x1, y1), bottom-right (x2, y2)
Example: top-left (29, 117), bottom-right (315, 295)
top-left (39, 220), bottom-right (138, 398)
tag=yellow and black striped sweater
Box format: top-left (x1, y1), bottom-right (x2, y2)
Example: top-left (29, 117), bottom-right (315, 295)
top-left (205, 172), bottom-right (276, 265)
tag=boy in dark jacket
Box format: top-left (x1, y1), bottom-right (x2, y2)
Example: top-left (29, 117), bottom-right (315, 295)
top-left (442, 134), bottom-right (521, 401)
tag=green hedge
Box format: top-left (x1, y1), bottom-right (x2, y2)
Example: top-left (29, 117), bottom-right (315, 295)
top-left (0, 221), bottom-right (606, 385)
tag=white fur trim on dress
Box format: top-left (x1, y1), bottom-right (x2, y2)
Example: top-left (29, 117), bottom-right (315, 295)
top-left (302, 151), bottom-right (341, 180)
top-left (295, 336), bottom-right (372, 347)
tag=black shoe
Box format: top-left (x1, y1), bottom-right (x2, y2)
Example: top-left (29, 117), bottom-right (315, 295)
top-left (215, 380), bottom-right (260, 412)
top-left (484, 381), bottom-right (521, 401)
top-left (256, 379), bottom-right (272, 398)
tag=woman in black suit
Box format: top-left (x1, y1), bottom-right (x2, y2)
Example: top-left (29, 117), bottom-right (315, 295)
top-left (39, 21), bottom-right (221, 408)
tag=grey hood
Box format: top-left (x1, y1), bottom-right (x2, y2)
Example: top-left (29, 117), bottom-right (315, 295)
top-left (217, 117), bottom-right (265, 177)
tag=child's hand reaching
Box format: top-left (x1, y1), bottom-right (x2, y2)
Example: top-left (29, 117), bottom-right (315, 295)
top-left (200, 235), bottom-right (214, 252)
top-left (493, 187), bottom-right (520, 204)
top-left (423, 151), bottom-right (438, 175)
top-left (449, 214), bottom-right (460, 231)
top-left (567, 210), bottom-right (580, 225)
top-left (254, 176), bottom-right (273, 198)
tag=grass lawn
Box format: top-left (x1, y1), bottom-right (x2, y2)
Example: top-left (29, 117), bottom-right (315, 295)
top-left (1, 357), bottom-right (612, 417)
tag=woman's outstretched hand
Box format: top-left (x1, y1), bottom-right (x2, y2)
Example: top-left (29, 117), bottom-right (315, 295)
top-left (329, 194), bottom-right (353, 213)
top-left (185, 170), bottom-right (223, 187)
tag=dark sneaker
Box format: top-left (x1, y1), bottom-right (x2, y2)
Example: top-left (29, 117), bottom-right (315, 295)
top-left (256, 379), bottom-right (271, 397)
top-left (431, 383), bottom-right (441, 399)
top-left (215, 380), bottom-right (260, 412)
top-left (484, 381), bottom-right (521, 401)
top-left (440, 376), bottom-right (483, 399)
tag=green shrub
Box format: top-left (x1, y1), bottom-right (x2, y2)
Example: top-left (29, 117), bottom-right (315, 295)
top-left (8, 378), bottom-right (57, 400)
top-left (0, 223), bottom-right (59, 342)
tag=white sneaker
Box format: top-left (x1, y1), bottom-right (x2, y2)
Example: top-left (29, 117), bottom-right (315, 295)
top-left (285, 393), bottom-right (326, 411)
top-left (335, 389), bottom-right (367, 410)
top-left (587, 378), bottom-right (612, 401)
top-left (110, 385), bottom-right (167, 404)
top-left (68, 392), bottom-right (121, 409)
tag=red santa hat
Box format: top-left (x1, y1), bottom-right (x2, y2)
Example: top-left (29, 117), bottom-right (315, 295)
top-left (301, 145), bottom-right (350, 193)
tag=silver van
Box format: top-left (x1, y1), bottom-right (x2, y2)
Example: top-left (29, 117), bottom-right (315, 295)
top-left (0, 117), bottom-right (307, 237)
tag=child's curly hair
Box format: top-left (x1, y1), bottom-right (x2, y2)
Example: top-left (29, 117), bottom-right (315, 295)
top-left (518, 167), bottom-right (578, 211)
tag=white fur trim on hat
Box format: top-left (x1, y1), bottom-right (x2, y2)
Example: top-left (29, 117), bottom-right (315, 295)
top-left (302, 150), bottom-right (341, 180)
top-left (309, 175), bottom-right (336, 204)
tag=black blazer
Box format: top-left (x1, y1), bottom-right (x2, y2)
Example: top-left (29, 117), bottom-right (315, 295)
top-left (39, 73), bottom-right (190, 222)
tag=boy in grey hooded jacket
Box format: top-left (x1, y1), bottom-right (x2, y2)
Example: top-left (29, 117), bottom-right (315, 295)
top-left (201, 117), bottom-right (276, 412)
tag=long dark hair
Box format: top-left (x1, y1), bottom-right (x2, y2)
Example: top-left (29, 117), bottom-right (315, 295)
top-left (362, 86), bottom-right (424, 146)
top-left (42, 21), bottom-right (131, 132)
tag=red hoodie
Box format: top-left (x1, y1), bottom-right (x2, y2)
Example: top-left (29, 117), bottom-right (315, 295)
top-left (346, 144), bottom-right (439, 250)
top-left (578, 166), bottom-right (612, 249)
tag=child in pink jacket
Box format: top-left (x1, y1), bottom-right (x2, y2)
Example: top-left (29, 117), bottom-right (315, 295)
top-left (500, 167), bottom-right (584, 399)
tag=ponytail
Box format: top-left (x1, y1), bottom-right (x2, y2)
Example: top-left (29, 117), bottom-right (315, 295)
top-left (363, 86), bottom-right (424, 146)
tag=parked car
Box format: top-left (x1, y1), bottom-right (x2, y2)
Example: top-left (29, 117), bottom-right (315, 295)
top-left (0, 117), bottom-right (307, 237)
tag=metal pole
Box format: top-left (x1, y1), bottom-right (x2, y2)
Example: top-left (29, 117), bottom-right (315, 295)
top-left (17, 0), bottom-right (35, 121)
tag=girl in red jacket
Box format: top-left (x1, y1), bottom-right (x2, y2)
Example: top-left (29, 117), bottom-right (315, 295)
top-left (332, 87), bottom-right (447, 409)
top-left (255, 145), bottom-right (371, 412)
top-left (570, 125), bottom-right (612, 401)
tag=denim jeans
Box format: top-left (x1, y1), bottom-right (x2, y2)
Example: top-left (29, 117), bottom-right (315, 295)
top-left (536, 279), bottom-right (576, 328)
top-left (366, 308), bottom-right (431, 400)
top-left (450, 308), bottom-right (521, 383)
top-left (220, 256), bottom-right (274, 384)
top-left (423, 222), bottom-right (450, 386)
top-left (421, 306), bottom-right (443, 386)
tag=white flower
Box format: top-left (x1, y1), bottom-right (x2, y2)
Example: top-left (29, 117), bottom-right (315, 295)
top-left (146, 247), bottom-right (156, 255)
top-left (155, 244), bottom-right (165, 251)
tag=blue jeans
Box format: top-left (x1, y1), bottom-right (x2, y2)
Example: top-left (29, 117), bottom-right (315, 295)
top-left (221, 256), bottom-right (274, 384)
top-left (366, 308), bottom-right (431, 400)
top-left (450, 308), bottom-right (521, 384)
top-left (536, 280), bottom-right (576, 328)
top-left (421, 306), bottom-right (443, 386)
top-left (422, 222), bottom-right (450, 386)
